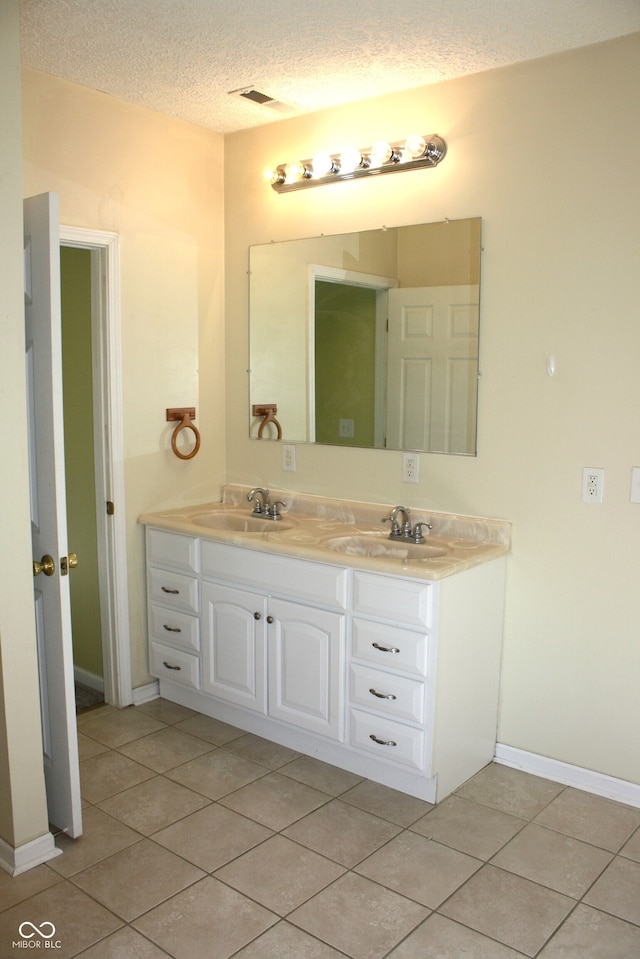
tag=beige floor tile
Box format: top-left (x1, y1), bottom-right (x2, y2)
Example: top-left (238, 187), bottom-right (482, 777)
top-left (219, 771), bottom-right (330, 830)
top-left (340, 778), bottom-right (434, 826)
top-left (492, 822), bottom-right (613, 898)
top-left (0, 880), bottom-right (122, 958)
top-left (223, 732), bottom-right (301, 769)
top-left (134, 699), bottom-right (197, 725)
top-left (583, 855), bottom-right (640, 925)
top-left (0, 863), bottom-right (62, 911)
top-left (355, 830), bottom-right (481, 908)
top-left (279, 755), bottom-right (363, 796)
top-left (75, 924), bottom-right (172, 957)
top-left (97, 775), bottom-right (210, 835)
top-left (47, 806), bottom-right (140, 877)
top-left (283, 798), bottom-right (401, 867)
top-left (456, 763), bottom-right (564, 819)
top-left (133, 876), bottom-right (278, 959)
top-left (411, 794), bottom-right (526, 859)
top-left (232, 920), bottom-right (346, 958)
top-left (165, 748), bottom-right (267, 800)
top-left (72, 839), bottom-right (205, 921)
top-left (117, 725), bottom-right (215, 772)
top-left (621, 825), bottom-right (640, 862)
top-left (153, 803), bottom-right (273, 871)
top-left (215, 834), bottom-right (345, 914)
top-left (174, 713), bottom-right (246, 745)
top-left (440, 864), bottom-right (574, 957)
top-left (77, 732), bottom-right (109, 761)
top-left (538, 903), bottom-right (640, 958)
top-left (78, 706), bottom-right (165, 747)
top-left (79, 750), bottom-right (155, 803)
top-left (387, 913), bottom-right (526, 958)
top-left (534, 787), bottom-right (640, 852)
top-left (289, 872), bottom-right (428, 959)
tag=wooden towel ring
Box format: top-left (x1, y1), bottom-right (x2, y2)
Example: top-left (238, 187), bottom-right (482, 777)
top-left (166, 408), bottom-right (201, 460)
top-left (253, 404), bottom-right (282, 440)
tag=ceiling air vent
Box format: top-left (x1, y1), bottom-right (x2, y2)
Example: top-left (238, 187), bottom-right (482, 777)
top-left (229, 86), bottom-right (298, 116)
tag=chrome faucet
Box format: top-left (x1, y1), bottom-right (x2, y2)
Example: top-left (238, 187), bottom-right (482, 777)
top-left (383, 506), bottom-right (433, 543)
top-left (247, 488), bottom-right (287, 520)
top-left (383, 506), bottom-right (412, 539)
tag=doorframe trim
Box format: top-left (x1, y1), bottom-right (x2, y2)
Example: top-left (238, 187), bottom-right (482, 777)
top-left (60, 226), bottom-right (132, 707)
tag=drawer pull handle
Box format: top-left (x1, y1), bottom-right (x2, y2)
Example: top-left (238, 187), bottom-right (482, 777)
top-left (369, 687), bottom-right (397, 701)
top-left (163, 625), bottom-right (182, 633)
top-left (161, 587), bottom-right (180, 594)
top-left (369, 734), bottom-right (397, 747)
top-left (162, 661), bottom-right (182, 671)
top-left (372, 642), bottom-right (400, 654)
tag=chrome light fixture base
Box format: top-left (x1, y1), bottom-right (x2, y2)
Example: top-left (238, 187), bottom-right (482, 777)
top-left (269, 134), bottom-right (447, 193)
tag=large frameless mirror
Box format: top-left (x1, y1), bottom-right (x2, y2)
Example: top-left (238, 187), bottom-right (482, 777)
top-left (249, 217), bottom-right (481, 455)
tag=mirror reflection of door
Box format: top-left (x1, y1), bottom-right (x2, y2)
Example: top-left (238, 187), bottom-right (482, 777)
top-left (386, 285), bottom-right (479, 454)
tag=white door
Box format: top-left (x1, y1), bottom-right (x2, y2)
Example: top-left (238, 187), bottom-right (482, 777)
top-left (387, 286), bottom-right (479, 454)
top-left (24, 192), bottom-right (82, 837)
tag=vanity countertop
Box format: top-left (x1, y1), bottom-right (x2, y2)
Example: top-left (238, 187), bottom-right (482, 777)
top-left (139, 486), bottom-right (510, 581)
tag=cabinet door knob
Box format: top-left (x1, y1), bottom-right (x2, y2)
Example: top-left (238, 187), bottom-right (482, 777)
top-left (266, 615), bottom-right (274, 624)
top-left (369, 687), bottom-right (397, 701)
top-left (254, 611), bottom-right (261, 620)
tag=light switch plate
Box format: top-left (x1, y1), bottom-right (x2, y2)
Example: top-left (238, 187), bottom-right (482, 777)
top-left (630, 467), bottom-right (640, 503)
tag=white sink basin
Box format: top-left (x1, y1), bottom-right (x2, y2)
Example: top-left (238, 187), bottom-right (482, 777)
top-left (324, 534), bottom-right (447, 561)
top-left (190, 512), bottom-right (294, 533)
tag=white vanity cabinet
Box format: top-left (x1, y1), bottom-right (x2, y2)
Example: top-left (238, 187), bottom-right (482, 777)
top-left (145, 526), bottom-right (506, 803)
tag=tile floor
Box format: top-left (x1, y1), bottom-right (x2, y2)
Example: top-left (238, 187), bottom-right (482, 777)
top-left (1, 700), bottom-right (640, 958)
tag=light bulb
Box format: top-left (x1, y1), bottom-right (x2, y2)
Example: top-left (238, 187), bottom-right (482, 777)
top-left (368, 141), bottom-right (393, 168)
top-left (284, 161), bottom-right (306, 183)
top-left (339, 146), bottom-right (362, 174)
top-left (311, 153), bottom-right (334, 178)
top-left (404, 135), bottom-right (427, 159)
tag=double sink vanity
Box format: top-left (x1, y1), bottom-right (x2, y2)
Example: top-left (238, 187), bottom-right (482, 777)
top-left (139, 486), bottom-right (510, 803)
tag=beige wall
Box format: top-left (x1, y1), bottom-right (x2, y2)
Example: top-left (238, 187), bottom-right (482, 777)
top-left (225, 33), bottom-right (640, 786)
top-left (0, 1), bottom-right (50, 851)
top-left (22, 69), bottom-right (226, 687)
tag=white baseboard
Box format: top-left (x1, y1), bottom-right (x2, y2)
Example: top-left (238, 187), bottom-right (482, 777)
top-left (73, 666), bottom-right (104, 693)
top-left (0, 833), bottom-right (61, 877)
top-left (132, 680), bottom-right (160, 706)
top-left (495, 743), bottom-right (640, 809)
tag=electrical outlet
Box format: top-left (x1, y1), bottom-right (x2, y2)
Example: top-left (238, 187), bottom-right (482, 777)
top-left (338, 418), bottom-right (354, 438)
top-left (581, 467), bottom-right (604, 503)
top-left (402, 452), bottom-right (420, 484)
top-left (282, 444), bottom-right (296, 472)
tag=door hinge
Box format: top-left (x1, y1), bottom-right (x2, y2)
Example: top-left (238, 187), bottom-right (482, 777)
top-left (106, 501), bottom-right (115, 515)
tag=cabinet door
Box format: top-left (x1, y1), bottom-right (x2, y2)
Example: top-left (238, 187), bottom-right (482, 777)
top-left (268, 598), bottom-right (345, 741)
top-left (201, 582), bottom-right (267, 713)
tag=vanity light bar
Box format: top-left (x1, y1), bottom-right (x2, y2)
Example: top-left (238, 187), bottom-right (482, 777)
top-left (267, 133), bottom-right (447, 193)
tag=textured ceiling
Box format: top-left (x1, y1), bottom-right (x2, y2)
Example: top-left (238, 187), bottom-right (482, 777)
top-left (19, 0), bottom-right (640, 134)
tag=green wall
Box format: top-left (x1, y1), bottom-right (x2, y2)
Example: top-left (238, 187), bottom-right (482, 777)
top-left (314, 280), bottom-right (377, 446)
top-left (60, 247), bottom-right (103, 680)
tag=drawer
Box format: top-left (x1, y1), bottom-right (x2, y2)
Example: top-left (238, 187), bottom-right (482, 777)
top-left (150, 641), bottom-right (200, 690)
top-left (147, 528), bottom-right (199, 574)
top-left (350, 708), bottom-right (426, 771)
top-left (149, 566), bottom-right (199, 614)
top-left (349, 663), bottom-right (425, 724)
top-left (352, 571), bottom-right (432, 628)
top-left (149, 604), bottom-right (200, 652)
top-left (352, 618), bottom-right (428, 678)
top-left (201, 541), bottom-right (349, 609)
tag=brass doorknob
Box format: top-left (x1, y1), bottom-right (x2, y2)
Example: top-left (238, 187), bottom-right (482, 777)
top-left (33, 554), bottom-right (55, 577)
top-left (60, 553), bottom-right (79, 576)
top-left (68, 552), bottom-right (78, 569)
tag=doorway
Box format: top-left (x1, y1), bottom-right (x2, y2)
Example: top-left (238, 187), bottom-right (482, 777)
top-left (59, 227), bottom-right (132, 709)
